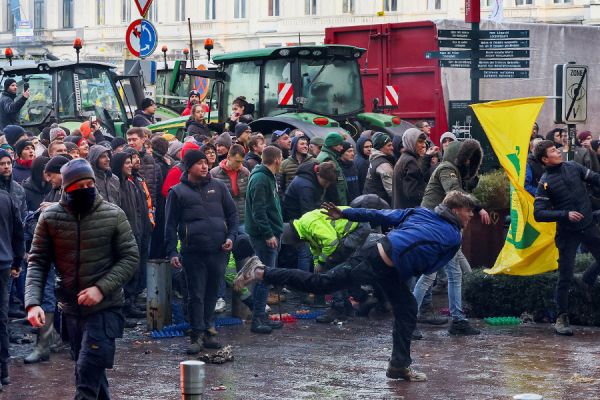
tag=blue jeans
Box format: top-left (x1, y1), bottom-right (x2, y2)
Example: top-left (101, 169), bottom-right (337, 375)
top-left (41, 266), bottom-right (57, 313)
top-left (217, 226), bottom-right (246, 299)
top-left (249, 236), bottom-right (279, 320)
top-left (296, 242), bottom-right (313, 272)
top-left (413, 251), bottom-right (465, 321)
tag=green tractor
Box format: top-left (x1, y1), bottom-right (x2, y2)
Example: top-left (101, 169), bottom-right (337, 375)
top-left (149, 45), bottom-right (413, 140)
top-left (0, 60), bottom-right (134, 137)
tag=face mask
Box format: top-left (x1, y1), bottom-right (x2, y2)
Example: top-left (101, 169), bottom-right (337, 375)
top-left (65, 187), bottom-right (96, 215)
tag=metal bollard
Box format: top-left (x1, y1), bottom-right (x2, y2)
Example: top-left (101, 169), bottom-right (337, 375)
top-left (180, 360), bottom-right (205, 399)
top-left (147, 259), bottom-right (172, 331)
top-left (513, 394), bottom-right (543, 400)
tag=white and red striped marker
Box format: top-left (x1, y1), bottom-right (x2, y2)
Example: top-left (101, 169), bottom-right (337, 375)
top-left (384, 85), bottom-right (399, 107)
top-left (278, 82), bottom-right (294, 106)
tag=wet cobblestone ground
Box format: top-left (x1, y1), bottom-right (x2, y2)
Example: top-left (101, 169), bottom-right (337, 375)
top-left (3, 300), bottom-right (600, 399)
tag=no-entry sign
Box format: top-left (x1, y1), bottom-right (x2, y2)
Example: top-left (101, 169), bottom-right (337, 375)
top-left (125, 18), bottom-right (158, 58)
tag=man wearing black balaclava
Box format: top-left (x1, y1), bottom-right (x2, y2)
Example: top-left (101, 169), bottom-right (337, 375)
top-left (25, 158), bottom-right (138, 399)
top-left (0, 78), bottom-right (30, 130)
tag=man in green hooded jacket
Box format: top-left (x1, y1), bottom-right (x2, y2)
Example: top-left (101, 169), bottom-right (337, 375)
top-left (316, 132), bottom-right (349, 205)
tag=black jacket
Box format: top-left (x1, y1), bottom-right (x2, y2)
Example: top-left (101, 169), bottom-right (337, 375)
top-left (165, 173), bottom-right (238, 257)
top-left (393, 150), bottom-right (431, 209)
top-left (354, 136), bottom-right (371, 194)
top-left (282, 162), bottom-right (325, 222)
top-left (132, 110), bottom-right (155, 127)
top-left (22, 177), bottom-right (50, 212)
top-left (244, 151), bottom-right (261, 172)
top-left (339, 158), bottom-right (360, 204)
top-left (0, 190), bottom-right (24, 270)
top-left (0, 91), bottom-right (27, 129)
top-left (534, 161), bottom-right (600, 231)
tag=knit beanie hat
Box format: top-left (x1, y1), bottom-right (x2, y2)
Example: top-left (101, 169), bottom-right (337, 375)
top-left (3, 125), bottom-right (25, 147)
top-left (141, 98), bottom-right (155, 110)
top-left (3, 78), bottom-right (16, 92)
top-left (15, 140), bottom-right (33, 158)
top-left (183, 149), bottom-right (207, 171)
top-left (60, 158), bottom-right (95, 189)
top-left (235, 123), bottom-right (250, 138)
top-left (110, 137), bottom-right (127, 151)
top-left (0, 143), bottom-right (13, 153)
top-left (215, 132), bottom-right (232, 148)
top-left (341, 141), bottom-right (353, 154)
top-left (50, 127), bottom-right (66, 142)
top-left (44, 155), bottom-right (70, 174)
top-left (181, 141), bottom-right (200, 159)
top-left (577, 130), bottom-right (592, 142)
top-left (440, 131), bottom-right (457, 144)
top-left (0, 149), bottom-right (12, 162)
top-left (372, 132), bottom-right (391, 150)
top-left (40, 126), bottom-right (52, 143)
top-left (168, 140), bottom-right (184, 160)
top-left (324, 132), bottom-right (344, 147)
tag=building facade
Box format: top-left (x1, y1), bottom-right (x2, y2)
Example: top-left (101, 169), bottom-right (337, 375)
top-left (0, 0), bottom-right (598, 64)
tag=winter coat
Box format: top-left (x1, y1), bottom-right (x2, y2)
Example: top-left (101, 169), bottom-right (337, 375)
top-left (244, 164), bottom-right (283, 240)
top-left (88, 145), bottom-right (120, 206)
top-left (210, 159), bottom-right (250, 224)
top-left (342, 205), bottom-right (463, 281)
top-left (0, 176), bottom-right (27, 219)
top-left (354, 136), bottom-right (371, 194)
top-left (293, 207), bottom-right (368, 266)
top-left (12, 162), bottom-right (31, 184)
top-left (421, 139), bottom-right (483, 210)
top-left (162, 163), bottom-right (184, 198)
top-left (534, 161), bottom-right (600, 232)
top-left (393, 150), bottom-right (432, 209)
top-left (0, 190), bottom-right (24, 270)
top-left (165, 173), bottom-right (238, 257)
top-left (139, 147), bottom-right (161, 208)
top-left (525, 153), bottom-right (545, 197)
top-left (43, 187), bottom-right (62, 203)
top-left (131, 109), bottom-right (155, 127)
top-left (22, 177), bottom-right (50, 212)
top-left (317, 146), bottom-right (348, 205)
top-left (243, 151), bottom-right (261, 172)
top-left (339, 158), bottom-right (360, 203)
top-left (363, 149), bottom-right (394, 205)
top-left (278, 146), bottom-right (315, 198)
top-left (282, 162), bottom-right (325, 222)
top-left (0, 90), bottom-right (27, 129)
top-left (184, 119), bottom-right (223, 137)
top-left (25, 191), bottom-right (139, 317)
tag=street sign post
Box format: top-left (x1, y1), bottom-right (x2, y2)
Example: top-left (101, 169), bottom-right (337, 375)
top-left (475, 70), bottom-right (529, 79)
top-left (134, 0), bottom-right (153, 17)
top-left (479, 30), bottom-right (529, 39)
top-left (125, 18), bottom-right (158, 59)
top-left (477, 49), bottom-right (530, 58)
top-left (479, 40), bottom-right (529, 49)
top-left (425, 50), bottom-right (472, 60)
top-left (438, 30), bottom-right (473, 39)
top-left (438, 39), bottom-right (473, 48)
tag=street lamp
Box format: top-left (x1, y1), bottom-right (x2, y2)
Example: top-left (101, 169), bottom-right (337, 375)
top-left (73, 38), bottom-right (83, 64)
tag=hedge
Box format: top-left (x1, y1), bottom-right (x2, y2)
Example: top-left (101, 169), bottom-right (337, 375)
top-left (463, 253), bottom-right (600, 326)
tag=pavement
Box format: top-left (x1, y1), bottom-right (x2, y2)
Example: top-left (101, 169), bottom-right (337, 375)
top-left (3, 299), bottom-right (600, 399)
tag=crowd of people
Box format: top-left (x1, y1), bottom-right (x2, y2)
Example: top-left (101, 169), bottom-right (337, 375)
top-left (0, 85), bottom-right (599, 397)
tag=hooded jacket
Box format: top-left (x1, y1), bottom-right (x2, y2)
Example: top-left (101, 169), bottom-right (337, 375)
top-left (317, 146), bottom-right (348, 206)
top-left (278, 136), bottom-right (315, 197)
top-left (0, 190), bottom-right (24, 270)
top-left (165, 172), bottom-right (238, 256)
top-left (88, 145), bottom-right (120, 206)
top-left (339, 157), bottom-right (360, 203)
top-left (0, 173), bottom-right (27, 219)
top-left (132, 109), bottom-right (155, 127)
top-left (25, 190), bottom-right (139, 317)
top-left (282, 162), bottom-right (325, 222)
top-left (354, 136), bottom-right (371, 194)
top-left (342, 205), bottom-right (463, 281)
top-left (22, 156), bottom-right (51, 211)
top-left (243, 151), bottom-right (262, 172)
top-left (12, 160), bottom-right (32, 184)
top-left (210, 158), bottom-right (250, 224)
top-left (244, 164), bottom-right (283, 240)
top-left (0, 90), bottom-right (27, 129)
top-left (421, 139), bottom-right (483, 210)
top-left (138, 146), bottom-right (161, 207)
top-left (392, 130), bottom-right (432, 209)
top-left (363, 149), bottom-right (395, 205)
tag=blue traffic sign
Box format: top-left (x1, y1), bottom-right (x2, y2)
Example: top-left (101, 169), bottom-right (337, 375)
top-left (125, 18), bottom-right (158, 58)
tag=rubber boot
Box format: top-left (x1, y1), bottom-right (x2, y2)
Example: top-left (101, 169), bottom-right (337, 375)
top-left (554, 313), bottom-right (573, 336)
top-left (24, 312), bottom-right (57, 364)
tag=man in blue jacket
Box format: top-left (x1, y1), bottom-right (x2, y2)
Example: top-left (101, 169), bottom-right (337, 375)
top-left (234, 190), bottom-right (478, 382)
top-left (165, 150), bottom-right (238, 354)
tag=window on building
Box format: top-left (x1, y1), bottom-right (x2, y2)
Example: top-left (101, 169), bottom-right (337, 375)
top-left (63, 0), bottom-right (73, 28)
top-left (205, 0), bottom-right (216, 20)
top-left (305, 0), bottom-right (317, 15)
top-left (147, 2), bottom-right (158, 21)
top-left (121, 0), bottom-right (131, 22)
top-left (553, 0), bottom-right (571, 3)
top-left (516, 0), bottom-right (533, 5)
top-left (268, 0), bottom-right (280, 16)
top-left (428, 0), bottom-right (442, 10)
top-left (234, 0), bottom-right (246, 19)
top-left (96, 0), bottom-right (105, 25)
top-left (343, 0), bottom-right (355, 13)
top-left (34, 0), bottom-right (44, 29)
top-left (385, 0), bottom-right (398, 11)
top-left (176, 0), bottom-right (186, 21)
top-left (481, 0), bottom-right (492, 6)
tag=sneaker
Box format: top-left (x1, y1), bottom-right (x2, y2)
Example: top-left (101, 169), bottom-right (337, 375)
top-left (186, 337), bottom-right (203, 355)
top-left (214, 298), bottom-right (226, 313)
top-left (554, 313), bottom-right (574, 336)
top-left (203, 332), bottom-right (222, 349)
top-left (411, 329), bottom-right (423, 340)
top-left (250, 318), bottom-right (272, 334)
top-left (265, 304), bottom-right (271, 313)
top-left (574, 274), bottom-right (594, 302)
top-left (448, 320), bottom-right (480, 335)
top-left (417, 304), bottom-right (448, 325)
top-left (316, 308), bottom-right (347, 324)
top-left (234, 256), bottom-right (265, 291)
top-left (386, 363), bottom-right (428, 381)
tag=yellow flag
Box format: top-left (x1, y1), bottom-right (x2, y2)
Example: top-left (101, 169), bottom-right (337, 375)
top-left (471, 97), bottom-right (558, 275)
